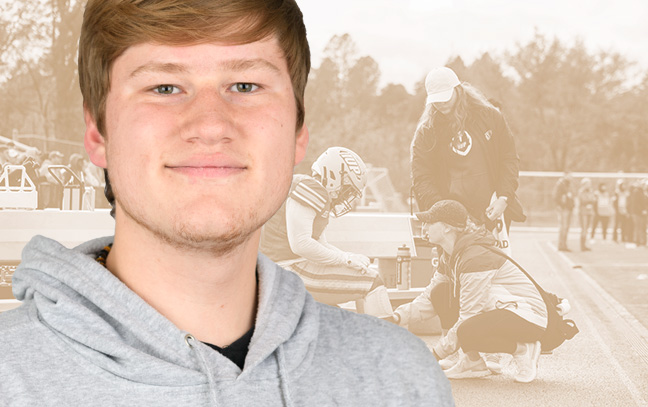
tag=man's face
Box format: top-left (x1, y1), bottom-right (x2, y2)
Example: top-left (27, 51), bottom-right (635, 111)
top-left (85, 37), bottom-right (308, 252)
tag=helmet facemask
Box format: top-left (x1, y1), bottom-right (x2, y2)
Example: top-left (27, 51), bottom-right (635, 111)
top-left (311, 147), bottom-right (367, 217)
top-left (331, 174), bottom-right (363, 217)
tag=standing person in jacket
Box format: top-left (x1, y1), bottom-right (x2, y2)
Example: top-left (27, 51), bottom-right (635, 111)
top-left (629, 180), bottom-right (648, 247)
top-left (613, 179), bottom-right (632, 244)
top-left (554, 173), bottom-right (574, 251)
top-left (590, 182), bottom-right (614, 241)
top-left (0, 1), bottom-right (454, 406)
top-left (410, 67), bottom-right (526, 234)
top-left (577, 178), bottom-right (596, 251)
top-left (406, 200), bottom-right (547, 383)
top-left (260, 147), bottom-right (394, 317)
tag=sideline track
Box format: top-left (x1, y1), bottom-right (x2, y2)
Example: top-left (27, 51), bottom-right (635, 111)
top-left (539, 241), bottom-right (647, 406)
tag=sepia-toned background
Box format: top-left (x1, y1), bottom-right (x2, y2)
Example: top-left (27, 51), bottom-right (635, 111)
top-left (1, 0), bottom-right (647, 405)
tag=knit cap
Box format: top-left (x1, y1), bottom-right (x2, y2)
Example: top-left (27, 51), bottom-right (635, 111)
top-left (415, 199), bottom-right (468, 228)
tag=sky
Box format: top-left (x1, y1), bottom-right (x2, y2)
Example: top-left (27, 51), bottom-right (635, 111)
top-left (300, 0), bottom-right (648, 93)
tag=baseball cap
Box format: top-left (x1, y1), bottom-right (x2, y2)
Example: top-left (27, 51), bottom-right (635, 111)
top-left (425, 67), bottom-right (460, 105)
top-left (415, 199), bottom-right (468, 228)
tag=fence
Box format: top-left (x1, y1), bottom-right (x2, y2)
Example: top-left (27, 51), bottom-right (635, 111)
top-left (518, 171), bottom-right (648, 227)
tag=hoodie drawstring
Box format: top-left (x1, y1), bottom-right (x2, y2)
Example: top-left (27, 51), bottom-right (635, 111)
top-left (276, 345), bottom-right (294, 407)
top-left (185, 334), bottom-right (220, 406)
top-left (185, 334), bottom-right (294, 406)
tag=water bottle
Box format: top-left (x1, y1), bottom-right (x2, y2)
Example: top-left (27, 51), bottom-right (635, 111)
top-left (396, 245), bottom-right (411, 290)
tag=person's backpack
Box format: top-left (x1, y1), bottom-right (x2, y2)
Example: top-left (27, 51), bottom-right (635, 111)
top-left (474, 243), bottom-right (579, 352)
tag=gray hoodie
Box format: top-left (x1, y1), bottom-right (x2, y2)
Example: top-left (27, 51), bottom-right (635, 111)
top-left (0, 236), bottom-right (453, 406)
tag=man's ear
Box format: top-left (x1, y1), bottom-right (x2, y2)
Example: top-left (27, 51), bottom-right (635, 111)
top-left (294, 124), bottom-right (309, 166)
top-left (84, 108), bottom-right (107, 168)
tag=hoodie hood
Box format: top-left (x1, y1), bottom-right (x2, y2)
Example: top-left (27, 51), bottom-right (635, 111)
top-left (11, 235), bottom-right (319, 389)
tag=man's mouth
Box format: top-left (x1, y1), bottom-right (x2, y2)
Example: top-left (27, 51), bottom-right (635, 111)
top-left (166, 154), bottom-right (247, 178)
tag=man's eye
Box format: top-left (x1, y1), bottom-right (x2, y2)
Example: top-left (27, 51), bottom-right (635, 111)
top-left (232, 83), bottom-right (259, 93)
top-left (153, 85), bottom-right (180, 95)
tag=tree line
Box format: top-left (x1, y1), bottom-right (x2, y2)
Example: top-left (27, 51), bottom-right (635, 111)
top-left (301, 33), bottom-right (648, 197)
top-left (2, 2), bottom-right (646, 199)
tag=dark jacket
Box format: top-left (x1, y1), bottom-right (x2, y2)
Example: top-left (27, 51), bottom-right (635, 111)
top-left (628, 186), bottom-right (648, 216)
top-left (411, 103), bottom-right (526, 223)
top-left (553, 177), bottom-right (574, 211)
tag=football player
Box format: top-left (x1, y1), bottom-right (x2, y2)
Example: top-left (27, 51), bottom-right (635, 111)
top-left (261, 147), bottom-right (393, 317)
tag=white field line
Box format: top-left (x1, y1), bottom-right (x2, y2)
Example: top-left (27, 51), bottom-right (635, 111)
top-left (551, 244), bottom-right (648, 343)
top-left (538, 241), bottom-right (648, 406)
top-left (585, 264), bottom-right (648, 269)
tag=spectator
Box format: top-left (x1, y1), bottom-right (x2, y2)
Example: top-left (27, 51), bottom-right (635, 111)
top-left (577, 178), bottom-right (595, 251)
top-left (591, 182), bottom-right (614, 241)
top-left (613, 179), bottom-right (632, 243)
top-left (3, 148), bottom-right (21, 165)
top-left (629, 180), bottom-right (648, 247)
top-left (553, 173), bottom-right (574, 251)
top-left (411, 67), bottom-right (525, 234)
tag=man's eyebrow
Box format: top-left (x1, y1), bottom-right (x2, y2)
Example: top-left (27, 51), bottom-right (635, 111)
top-left (129, 62), bottom-right (189, 79)
top-left (128, 58), bottom-right (281, 79)
top-left (218, 58), bottom-right (281, 74)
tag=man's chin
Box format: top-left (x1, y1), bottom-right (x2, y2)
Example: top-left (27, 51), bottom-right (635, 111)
top-left (119, 204), bottom-right (261, 256)
top-left (158, 224), bottom-right (258, 256)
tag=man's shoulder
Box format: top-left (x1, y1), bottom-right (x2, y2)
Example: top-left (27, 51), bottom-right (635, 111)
top-left (315, 304), bottom-right (434, 362)
top-left (312, 304), bottom-right (453, 404)
top-left (0, 305), bottom-right (39, 364)
top-left (0, 304), bottom-right (31, 334)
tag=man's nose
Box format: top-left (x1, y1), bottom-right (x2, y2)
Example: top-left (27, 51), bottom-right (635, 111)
top-left (180, 90), bottom-right (235, 145)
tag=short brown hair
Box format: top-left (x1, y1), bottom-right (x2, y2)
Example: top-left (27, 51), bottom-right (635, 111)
top-left (79, 0), bottom-right (310, 135)
top-left (78, 0), bottom-right (311, 214)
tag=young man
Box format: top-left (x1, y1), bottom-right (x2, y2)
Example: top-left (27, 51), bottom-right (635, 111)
top-left (0, 1), bottom-right (453, 405)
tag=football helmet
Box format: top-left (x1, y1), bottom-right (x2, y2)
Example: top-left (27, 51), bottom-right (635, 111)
top-left (311, 147), bottom-right (367, 217)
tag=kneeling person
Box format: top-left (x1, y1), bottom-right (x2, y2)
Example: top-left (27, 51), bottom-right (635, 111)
top-left (261, 147), bottom-right (393, 317)
top-left (414, 200), bottom-right (547, 383)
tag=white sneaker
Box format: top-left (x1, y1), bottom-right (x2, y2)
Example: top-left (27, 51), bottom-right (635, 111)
top-left (444, 353), bottom-right (490, 379)
top-left (438, 351), bottom-right (461, 370)
top-left (513, 341), bottom-right (541, 383)
top-left (483, 353), bottom-right (503, 375)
